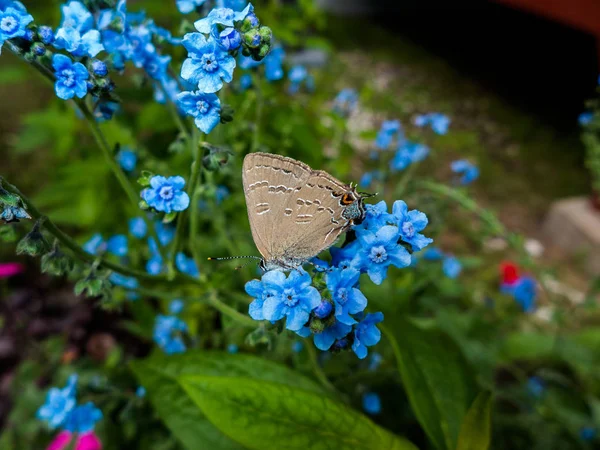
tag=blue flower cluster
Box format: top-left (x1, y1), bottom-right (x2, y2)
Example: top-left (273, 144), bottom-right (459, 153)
top-left (246, 199), bottom-right (432, 359)
top-left (176, 3), bottom-right (273, 133)
top-left (375, 120), bottom-right (402, 150)
top-left (390, 141), bottom-right (430, 172)
top-left (83, 233), bottom-right (128, 257)
top-left (451, 159), bottom-right (479, 185)
top-left (154, 314), bottom-right (187, 354)
top-left (370, 119), bottom-right (430, 171)
top-left (37, 375), bottom-right (103, 433)
top-left (414, 112), bottom-right (451, 135)
top-left (287, 64), bottom-right (314, 94)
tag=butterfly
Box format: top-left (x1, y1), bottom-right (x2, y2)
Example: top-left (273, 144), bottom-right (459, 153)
top-left (241, 152), bottom-right (371, 271)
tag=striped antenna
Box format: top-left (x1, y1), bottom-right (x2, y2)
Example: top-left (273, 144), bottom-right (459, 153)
top-left (207, 255), bottom-right (262, 271)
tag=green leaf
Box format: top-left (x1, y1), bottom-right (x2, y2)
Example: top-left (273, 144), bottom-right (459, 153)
top-left (179, 374), bottom-right (417, 450)
top-left (130, 351), bottom-right (330, 450)
top-left (384, 319), bottom-right (476, 450)
top-left (456, 391), bottom-right (492, 450)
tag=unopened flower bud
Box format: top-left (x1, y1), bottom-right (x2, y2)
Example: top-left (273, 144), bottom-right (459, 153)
top-left (16, 220), bottom-right (49, 256)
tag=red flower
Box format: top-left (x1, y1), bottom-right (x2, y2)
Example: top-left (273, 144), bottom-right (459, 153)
top-left (500, 261), bottom-right (519, 285)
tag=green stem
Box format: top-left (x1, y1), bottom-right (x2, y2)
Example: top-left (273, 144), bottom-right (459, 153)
top-left (305, 342), bottom-right (339, 396)
top-left (170, 126), bottom-right (204, 273)
top-left (205, 291), bottom-right (257, 327)
top-left (74, 100), bottom-right (168, 263)
top-left (1, 178), bottom-right (178, 284)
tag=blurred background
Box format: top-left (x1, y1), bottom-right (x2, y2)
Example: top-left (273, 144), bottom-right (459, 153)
top-left (1, 0), bottom-right (600, 448)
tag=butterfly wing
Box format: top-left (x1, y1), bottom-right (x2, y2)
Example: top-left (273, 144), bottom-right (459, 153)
top-left (242, 152), bottom-right (312, 261)
top-left (272, 170), bottom-right (353, 263)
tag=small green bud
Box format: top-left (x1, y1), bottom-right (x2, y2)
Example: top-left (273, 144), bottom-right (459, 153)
top-left (243, 30), bottom-right (261, 49)
top-left (219, 104), bottom-right (235, 124)
top-left (309, 318), bottom-right (326, 334)
top-left (138, 199), bottom-right (149, 210)
top-left (257, 43), bottom-right (271, 60)
top-left (75, 277), bottom-right (105, 297)
top-left (16, 220), bottom-right (49, 256)
top-left (240, 13), bottom-right (260, 33)
top-left (0, 186), bottom-right (22, 208)
top-left (163, 212), bottom-right (177, 224)
top-left (41, 241), bottom-right (73, 276)
top-left (202, 144), bottom-right (233, 171)
top-left (258, 26), bottom-right (272, 45)
top-left (137, 170), bottom-right (154, 187)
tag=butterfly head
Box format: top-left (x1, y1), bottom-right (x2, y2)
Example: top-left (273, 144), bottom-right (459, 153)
top-left (341, 185), bottom-right (376, 225)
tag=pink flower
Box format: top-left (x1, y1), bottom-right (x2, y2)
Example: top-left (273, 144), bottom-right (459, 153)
top-left (46, 432), bottom-right (102, 450)
top-left (0, 262), bottom-right (24, 278)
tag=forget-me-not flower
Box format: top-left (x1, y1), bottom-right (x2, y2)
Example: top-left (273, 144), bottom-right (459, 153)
top-left (177, 0), bottom-right (206, 14)
top-left (332, 88), bottom-right (358, 116)
top-left (313, 320), bottom-right (352, 351)
top-left (176, 252), bottom-right (200, 277)
top-left (352, 312), bottom-right (383, 359)
top-left (251, 269), bottom-right (321, 331)
top-left (391, 200), bottom-right (433, 251)
top-left (451, 160), bottom-right (479, 185)
top-left (442, 255), bottom-right (461, 279)
top-left (246, 270), bottom-right (282, 321)
top-left (414, 112), bottom-right (450, 135)
top-left (169, 299), bottom-right (184, 314)
top-left (326, 268), bottom-right (367, 325)
top-left (0, 4), bottom-right (33, 46)
top-left (142, 175), bottom-right (190, 214)
top-left (128, 217), bottom-right (147, 239)
top-left (390, 141), bottom-right (429, 172)
top-left (263, 45), bottom-right (285, 81)
top-left (375, 120), bottom-right (401, 150)
top-left (177, 91), bottom-right (221, 133)
top-left (362, 392), bottom-right (382, 414)
top-left (63, 402), bottom-right (103, 433)
top-left (52, 54), bottom-right (89, 100)
top-left (194, 5), bottom-right (250, 34)
top-left (352, 226), bottom-right (411, 285)
top-left (36, 375), bottom-right (78, 429)
top-left (181, 33), bottom-right (236, 93)
top-left (153, 314), bottom-right (187, 354)
top-left (106, 234), bottom-right (128, 256)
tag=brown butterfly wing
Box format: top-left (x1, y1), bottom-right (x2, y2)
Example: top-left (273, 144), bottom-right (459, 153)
top-left (242, 152), bottom-right (312, 261)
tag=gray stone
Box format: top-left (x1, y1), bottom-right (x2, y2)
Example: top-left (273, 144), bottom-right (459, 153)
top-left (542, 197), bottom-right (600, 276)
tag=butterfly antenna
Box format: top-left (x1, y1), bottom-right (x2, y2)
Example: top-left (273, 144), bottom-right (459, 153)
top-left (359, 191), bottom-right (378, 198)
top-left (207, 255), bottom-right (262, 262)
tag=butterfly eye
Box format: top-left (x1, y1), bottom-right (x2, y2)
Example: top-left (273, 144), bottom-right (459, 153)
top-left (341, 193), bottom-right (355, 205)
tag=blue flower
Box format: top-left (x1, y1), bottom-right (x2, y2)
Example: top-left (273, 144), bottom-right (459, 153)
top-left (451, 160), bottom-right (479, 185)
top-left (375, 120), bottom-right (401, 150)
top-left (579, 112), bottom-right (593, 126)
top-left (36, 375), bottom-right (78, 429)
top-left (313, 300), bottom-right (333, 319)
top-left (288, 65), bottom-right (308, 93)
top-left (142, 175), bottom-right (190, 214)
top-left (352, 312), bottom-right (383, 359)
top-left (83, 233), bottom-right (105, 254)
top-left (442, 256), bottom-right (461, 279)
top-left (513, 276), bottom-right (536, 312)
top-left (333, 88), bottom-right (358, 117)
top-left (0, 5), bottom-right (33, 45)
top-left (52, 54), bottom-right (89, 100)
top-left (177, 91), bottom-right (221, 133)
top-left (362, 392), bottom-right (381, 414)
top-left (181, 33), bottom-right (235, 93)
top-left (153, 314), bottom-right (187, 354)
top-left (368, 352), bottom-right (383, 371)
top-left (414, 112), bottom-right (450, 135)
top-left (227, 343), bottom-right (239, 353)
top-left (527, 376), bottom-right (544, 398)
top-left (91, 59), bottom-right (108, 77)
top-left (326, 268), bottom-right (367, 325)
top-left (176, 252), bottom-right (199, 277)
top-left (313, 320), bottom-right (352, 351)
top-left (106, 234), bottom-right (128, 256)
top-left (63, 402), bottom-right (102, 433)
top-left (129, 217), bottom-right (147, 239)
top-left (154, 76), bottom-right (180, 105)
top-left (353, 201), bottom-right (394, 236)
top-left (1, 205), bottom-right (30, 222)
top-left (143, 52), bottom-right (171, 81)
top-left (264, 46), bottom-right (285, 81)
top-left (352, 226), bottom-right (411, 285)
top-left (246, 271), bottom-right (283, 321)
top-left (169, 299), bottom-right (185, 314)
top-left (239, 73), bottom-right (253, 90)
top-left (136, 386), bottom-right (146, 397)
top-left (215, 185), bottom-right (230, 204)
top-left (146, 255), bottom-right (163, 275)
top-left (193, 5), bottom-right (250, 34)
top-left (218, 27), bottom-right (241, 51)
top-left (109, 272), bottom-right (138, 290)
top-left (38, 25), bottom-right (55, 45)
top-left (330, 240), bottom-right (361, 270)
top-left (59, 1), bottom-right (93, 31)
top-left (177, 0), bottom-right (206, 14)
top-left (359, 171), bottom-right (382, 190)
top-left (154, 221), bottom-right (176, 246)
top-left (390, 141), bottom-right (429, 172)
top-left (54, 27), bottom-right (104, 58)
top-left (93, 99), bottom-right (120, 122)
top-left (255, 269), bottom-right (321, 331)
top-left (391, 200), bottom-right (433, 251)
top-left (580, 427), bottom-right (596, 442)
top-left (291, 341), bottom-right (304, 353)
top-left (422, 247), bottom-right (444, 260)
